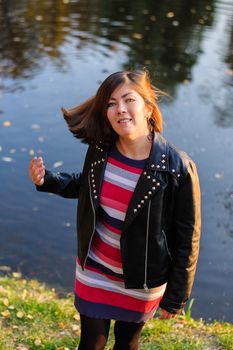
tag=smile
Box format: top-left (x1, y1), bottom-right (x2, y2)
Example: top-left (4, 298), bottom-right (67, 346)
top-left (117, 118), bottom-right (132, 124)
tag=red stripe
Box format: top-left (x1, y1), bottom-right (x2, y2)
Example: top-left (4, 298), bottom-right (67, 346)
top-left (75, 279), bottom-right (162, 313)
top-left (92, 234), bottom-right (121, 262)
top-left (108, 156), bottom-right (143, 174)
top-left (101, 196), bottom-right (128, 212)
top-left (102, 220), bottom-right (121, 235)
top-left (101, 181), bottom-right (133, 204)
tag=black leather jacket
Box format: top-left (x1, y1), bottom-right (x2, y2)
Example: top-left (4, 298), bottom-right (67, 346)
top-left (37, 132), bottom-right (201, 314)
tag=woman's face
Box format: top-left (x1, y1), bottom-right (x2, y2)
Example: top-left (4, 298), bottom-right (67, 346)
top-left (106, 83), bottom-right (150, 141)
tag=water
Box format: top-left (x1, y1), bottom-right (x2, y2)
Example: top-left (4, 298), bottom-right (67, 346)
top-left (0, 0), bottom-right (233, 322)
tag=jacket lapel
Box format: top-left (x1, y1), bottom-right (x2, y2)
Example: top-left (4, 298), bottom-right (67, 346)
top-left (122, 133), bottom-right (169, 232)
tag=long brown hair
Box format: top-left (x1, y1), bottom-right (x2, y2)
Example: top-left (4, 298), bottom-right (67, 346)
top-left (62, 69), bottom-right (165, 145)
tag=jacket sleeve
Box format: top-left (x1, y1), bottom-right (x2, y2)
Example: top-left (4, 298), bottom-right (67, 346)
top-left (36, 170), bottom-right (82, 199)
top-left (159, 160), bottom-right (201, 314)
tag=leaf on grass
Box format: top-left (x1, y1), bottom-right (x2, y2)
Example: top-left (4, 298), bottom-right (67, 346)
top-left (58, 321), bottom-right (65, 329)
top-left (12, 272), bottom-right (22, 278)
top-left (1, 310), bottom-right (11, 317)
top-left (132, 33), bottom-right (143, 40)
top-left (34, 339), bottom-right (42, 346)
top-left (3, 121), bottom-right (12, 127)
top-left (73, 314), bottom-right (80, 321)
top-left (166, 11), bottom-right (175, 18)
top-left (2, 298), bottom-right (9, 306)
top-left (26, 314), bottom-right (33, 319)
top-left (17, 345), bottom-right (29, 350)
top-left (17, 311), bottom-right (24, 318)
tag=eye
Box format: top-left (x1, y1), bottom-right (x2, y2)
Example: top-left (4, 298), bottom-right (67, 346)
top-left (126, 98), bottom-right (135, 103)
top-left (107, 101), bottom-right (115, 108)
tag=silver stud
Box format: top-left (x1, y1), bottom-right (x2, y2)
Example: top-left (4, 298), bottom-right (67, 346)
top-left (162, 160), bottom-right (165, 163)
top-left (141, 200), bottom-right (144, 203)
top-left (91, 169), bottom-right (94, 172)
top-left (152, 179), bottom-right (156, 183)
top-left (148, 191), bottom-right (152, 195)
top-left (93, 184), bottom-right (95, 188)
top-left (151, 164), bottom-right (155, 168)
top-left (93, 190), bottom-right (96, 193)
top-left (152, 187), bottom-right (156, 190)
top-left (134, 209), bottom-right (137, 213)
top-left (177, 174), bottom-right (180, 177)
top-left (91, 163), bottom-right (94, 167)
top-left (144, 195), bottom-right (148, 199)
top-left (137, 204), bottom-right (141, 208)
top-left (102, 158), bottom-right (105, 162)
top-left (147, 175), bottom-right (151, 179)
top-left (143, 171), bottom-right (147, 175)
top-left (91, 174), bottom-right (94, 178)
top-left (172, 169), bottom-right (175, 173)
top-left (92, 179), bottom-right (95, 183)
top-left (94, 161), bottom-right (97, 165)
top-left (98, 160), bottom-right (101, 164)
top-left (94, 195), bottom-right (98, 199)
top-left (157, 182), bottom-right (160, 186)
top-left (162, 154), bottom-right (166, 158)
top-left (162, 166), bottom-right (166, 169)
top-left (156, 165), bottom-right (160, 169)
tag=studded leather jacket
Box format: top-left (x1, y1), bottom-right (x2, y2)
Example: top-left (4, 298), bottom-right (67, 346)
top-left (36, 132), bottom-right (201, 314)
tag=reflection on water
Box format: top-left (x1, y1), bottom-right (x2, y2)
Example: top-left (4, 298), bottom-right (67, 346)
top-left (0, 0), bottom-right (233, 322)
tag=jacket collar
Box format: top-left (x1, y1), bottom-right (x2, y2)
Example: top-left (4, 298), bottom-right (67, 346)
top-left (146, 132), bottom-right (169, 173)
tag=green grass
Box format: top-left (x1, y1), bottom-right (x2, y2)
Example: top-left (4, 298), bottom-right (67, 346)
top-left (0, 273), bottom-right (232, 350)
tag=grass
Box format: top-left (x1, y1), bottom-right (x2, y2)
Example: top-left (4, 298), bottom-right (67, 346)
top-left (0, 273), bottom-right (232, 350)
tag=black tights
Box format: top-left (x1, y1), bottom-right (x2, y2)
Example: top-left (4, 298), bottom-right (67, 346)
top-left (78, 314), bottom-right (145, 350)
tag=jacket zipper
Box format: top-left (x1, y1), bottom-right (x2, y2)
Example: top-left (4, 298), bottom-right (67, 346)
top-left (162, 229), bottom-right (173, 261)
top-left (143, 199), bottom-right (151, 292)
top-left (83, 172), bottom-right (96, 270)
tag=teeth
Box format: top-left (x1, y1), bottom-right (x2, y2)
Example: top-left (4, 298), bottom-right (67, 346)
top-left (118, 119), bottom-right (131, 123)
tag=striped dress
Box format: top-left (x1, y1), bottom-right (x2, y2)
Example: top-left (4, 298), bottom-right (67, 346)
top-left (75, 146), bottom-right (166, 322)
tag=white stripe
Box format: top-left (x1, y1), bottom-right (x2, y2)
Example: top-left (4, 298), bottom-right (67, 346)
top-left (96, 224), bottom-right (120, 248)
top-left (101, 204), bottom-right (126, 221)
top-left (105, 169), bottom-right (137, 188)
top-left (77, 265), bottom-right (166, 300)
top-left (88, 250), bottom-right (123, 274)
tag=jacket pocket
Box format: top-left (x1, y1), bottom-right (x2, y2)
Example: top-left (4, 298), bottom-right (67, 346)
top-left (162, 230), bottom-right (173, 261)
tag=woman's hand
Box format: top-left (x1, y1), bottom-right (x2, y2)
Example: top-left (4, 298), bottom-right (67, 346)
top-left (159, 308), bottom-right (177, 320)
top-left (29, 156), bottom-right (45, 186)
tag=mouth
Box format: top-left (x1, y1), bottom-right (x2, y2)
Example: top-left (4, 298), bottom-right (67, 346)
top-left (117, 118), bottom-right (132, 124)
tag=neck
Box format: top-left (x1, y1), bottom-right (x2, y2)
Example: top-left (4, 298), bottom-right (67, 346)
top-left (116, 134), bottom-right (153, 160)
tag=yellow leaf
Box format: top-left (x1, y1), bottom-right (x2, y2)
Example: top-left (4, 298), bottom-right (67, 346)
top-left (27, 314), bottom-right (33, 319)
top-left (58, 321), bottom-right (65, 328)
top-left (17, 345), bottom-right (29, 350)
top-left (34, 339), bottom-right (41, 346)
top-left (9, 305), bottom-right (15, 310)
top-left (71, 324), bottom-right (80, 331)
top-left (1, 310), bottom-right (10, 317)
top-left (166, 11), bottom-right (175, 18)
top-left (3, 121), bottom-right (12, 127)
top-left (73, 314), bottom-right (80, 321)
top-left (12, 272), bottom-right (22, 278)
top-left (2, 298), bottom-right (9, 306)
top-left (132, 33), bottom-right (143, 40)
top-left (17, 311), bottom-right (24, 319)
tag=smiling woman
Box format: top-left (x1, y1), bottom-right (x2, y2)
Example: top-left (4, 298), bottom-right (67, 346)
top-left (29, 69), bottom-right (201, 350)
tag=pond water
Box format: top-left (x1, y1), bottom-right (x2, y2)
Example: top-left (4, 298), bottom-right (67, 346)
top-left (0, 0), bottom-right (233, 322)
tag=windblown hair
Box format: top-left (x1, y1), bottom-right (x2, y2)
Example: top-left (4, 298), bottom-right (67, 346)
top-left (62, 70), bottom-right (165, 145)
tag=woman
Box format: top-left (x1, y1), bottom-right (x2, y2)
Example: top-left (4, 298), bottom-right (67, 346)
top-left (29, 70), bottom-right (201, 350)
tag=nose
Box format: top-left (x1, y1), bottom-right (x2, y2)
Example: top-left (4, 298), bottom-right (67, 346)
top-left (117, 101), bottom-right (127, 114)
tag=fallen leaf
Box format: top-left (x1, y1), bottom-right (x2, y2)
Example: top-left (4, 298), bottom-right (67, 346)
top-left (166, 11), bottom-right (175, 18)
top-left (27, 314), bottom-right (33, 319)
top-left (8, 305), bottom-right (15, 310)
top-left (58, 321), bottom-right (65, 329)
top-left (1, 310), bottom-right (11, 317)
top-left (73, 314), bottom-right (80, 321)
top-left (17, 345), bottom-right (29, 350)
top-left (17, 311), bottom-right (24, 318)
top-left (2, 298), bottom-right (9, 306)
top-left (3, 121), bottom-right (12, 127)
top-left (34, 339), bottom-right (42, 346)
top-left (132, 33), bottom-right (143, 40)
top-left (12, 272), bottom-right (22, 278)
